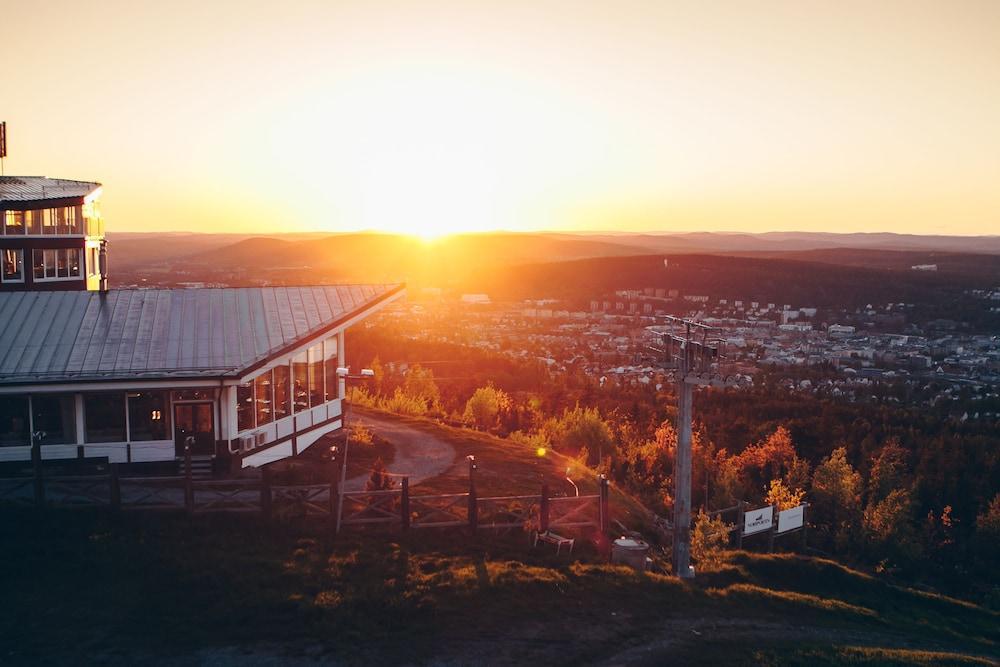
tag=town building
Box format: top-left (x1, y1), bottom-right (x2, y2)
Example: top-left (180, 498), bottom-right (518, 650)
top-left (1, 177), bottom-right (108, 292)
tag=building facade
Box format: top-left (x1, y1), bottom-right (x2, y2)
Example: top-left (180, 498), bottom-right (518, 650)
top-left (0, 285), bottom-right (404, 471)
top-left (0, 176), bottom-right (108, 292)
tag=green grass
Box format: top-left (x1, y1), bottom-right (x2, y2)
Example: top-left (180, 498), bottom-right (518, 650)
top-left (1, 509), bottom-right (995, 665)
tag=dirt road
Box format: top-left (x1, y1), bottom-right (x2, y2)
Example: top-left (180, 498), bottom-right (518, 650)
top-left (342, 409), bottom-right (457, 491)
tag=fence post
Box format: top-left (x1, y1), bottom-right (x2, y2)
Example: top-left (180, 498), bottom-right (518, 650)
top-left (401, 477), bottom-right (410, 530)
top-left (467, 456), bottom-right (478, 531)
top-left (767, 503), bottom-right (778, 553)
top-left (801, 503), bottom-right (809, 551)
top-left (736, 501), bottom-right (745, 549)
top-left (31, 440), bottom-right (44, 507)
top-left (540, 483), bottom-right (550, 533)
top-left (329, 449), bottom-right (339, 532)
top-left (183, 443), bottom-right (193, 514)
top-left (110, 463), bottom-right (121, 511)
top-left (260, 467), bottom-right (272, 520)
top-left (600, 475), bottom-right (611, 534)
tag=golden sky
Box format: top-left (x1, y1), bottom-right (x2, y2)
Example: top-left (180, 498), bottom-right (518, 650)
top-left (2, 1), bottom-right (999, 236)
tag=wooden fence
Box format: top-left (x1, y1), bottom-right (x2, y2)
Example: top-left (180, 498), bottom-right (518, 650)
top-left (0, 446), bottom-right (611, 539)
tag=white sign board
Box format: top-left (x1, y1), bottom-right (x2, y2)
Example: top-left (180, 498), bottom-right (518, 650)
top-left (777, 505), bottom-right (805, 533)
top-left (743, 505), bottom-right (774, 536)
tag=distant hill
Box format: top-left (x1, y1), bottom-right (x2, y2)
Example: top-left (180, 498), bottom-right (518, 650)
top-left (470, 252), bottom-right (1000, 306)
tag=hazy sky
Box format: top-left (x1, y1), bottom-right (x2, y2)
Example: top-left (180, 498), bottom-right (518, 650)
top-left (3, 1), bottom-right (999, 236)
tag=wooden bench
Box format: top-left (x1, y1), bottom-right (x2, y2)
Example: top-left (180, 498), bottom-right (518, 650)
top-left (533, 529), bottom-right (574, 554)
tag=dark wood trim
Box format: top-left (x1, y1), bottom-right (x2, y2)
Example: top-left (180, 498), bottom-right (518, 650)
top-left (0, 196), bottom-right (88, 210)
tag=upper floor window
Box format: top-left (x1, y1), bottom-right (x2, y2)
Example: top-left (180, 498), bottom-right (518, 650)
top-left (33, 248), bottom-right (82, 281)
top-left (3, 210), bottom-right (24, 235)
top-left (4, 207), bottom-right (83, 236)
top-left (2, 249), bottom-right (23, 283)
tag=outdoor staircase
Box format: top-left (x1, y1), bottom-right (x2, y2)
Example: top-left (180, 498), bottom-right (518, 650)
top-left (180, 456), bottom-right (216, 480)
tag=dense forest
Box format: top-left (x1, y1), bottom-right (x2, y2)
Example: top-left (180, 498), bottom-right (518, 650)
top-left (349, 322), bottom-right (1000, 604)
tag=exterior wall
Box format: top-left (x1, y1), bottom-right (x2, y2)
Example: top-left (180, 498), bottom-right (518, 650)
top-left (0, 385), bottom-right (206, 465)
top-left (1, 196), bottom-right (107, 292)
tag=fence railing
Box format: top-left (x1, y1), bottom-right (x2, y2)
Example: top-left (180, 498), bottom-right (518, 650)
top-left (0, 446), bottom-right (613, 540)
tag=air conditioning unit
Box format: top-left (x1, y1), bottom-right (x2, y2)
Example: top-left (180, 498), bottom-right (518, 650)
top-left (254, 432), bottom-right (267, 447)
top-left (239, 435), bottom-right (255, 453)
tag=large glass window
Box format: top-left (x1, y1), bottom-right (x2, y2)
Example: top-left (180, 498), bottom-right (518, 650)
top-left (32, 394), bottom-right (76, 445)
top-left (42, 209), bottom-right (58, 234)
top-left (128, 391), bottom-right (169, 441)
top-left (4, 210), bottom-right (24, 235)
top-left (27, 210), bottom-right (42, 235)
top-left (308, 344), bottom-right (324, 407)
top-left (255, 371), bottom-right (273, 426)
top-left (237, 380), bottom-right (254, 431)
top-left (273, 364), bottom-right (290, 419)
top-left (2, 249), bottom-right (23, 282)
top-left (0, 396), bottom-right (29, 447)
top-left (32, 248), bottom-right (82, 281)
top-left (84, 393), bottom-right (125, 443)
top-left (292, 352), bottom-right (309, 413)
top-left (324, 336), bottom-right (339, 401)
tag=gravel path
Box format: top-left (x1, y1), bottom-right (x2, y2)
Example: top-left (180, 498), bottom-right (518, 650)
top-left (342, 410), bottom-right (457, 491)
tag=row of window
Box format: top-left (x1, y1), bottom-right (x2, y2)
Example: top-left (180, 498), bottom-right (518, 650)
top-left (3, 207), bottom-right (83, 236)
top-left (236, 336), bottom-right (340, 432)
top-left (0, 392), bottom-right (169, 447)
top-left (1, 248), bottom-right (88, 283)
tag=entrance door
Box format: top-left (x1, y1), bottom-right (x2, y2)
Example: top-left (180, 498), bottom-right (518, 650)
top-left (174, 402), bottom-right (215, 456)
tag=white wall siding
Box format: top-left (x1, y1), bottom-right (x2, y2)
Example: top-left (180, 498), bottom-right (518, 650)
top-left (242, 441), bottom-right (294, 468)
top-left (130, 441), bottom-right (174, 463)
top-left (85, 444), bottom-right (128, 463)
top-left (297, 419), bottom-right (341, 454)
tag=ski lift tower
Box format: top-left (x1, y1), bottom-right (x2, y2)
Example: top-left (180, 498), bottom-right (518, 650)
top-left (649, 315), bottom-right (734, 579)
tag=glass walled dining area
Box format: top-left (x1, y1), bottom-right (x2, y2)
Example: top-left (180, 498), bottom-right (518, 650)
top-left (235, 334), bottom-right (339, 433)
top-left (0, 390), bottom-right (170, 448)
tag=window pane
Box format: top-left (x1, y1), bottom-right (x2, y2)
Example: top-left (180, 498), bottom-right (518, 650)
top-left (44, 249), bottom-right (56, 278)
top-left (84, 393), bottom-right (126, 443)
top-left (236, 380), bottom-right (254, 431)
top-left (27, 210), bottom-right (42, 235)
top-left (68, 248), bottom-right (81, 277)
top-left (292, 352), bottom-right (309, 413)
top-left (128, 391), bottom-right (169, 441)
top-left (273, 364), bottom-right (290, 419)
top-left (32, 394), bottom-right (76, 445)
top-left (308, 344), bottom-right (323, 407)
top-left (2, 249), bottom-right (22, 282)
top-left (255, 371), bottom-right (273, 426)
top-left (0, 396), bottom-right (29, 447)
top-left (4, 210), bottom-right (24, 235)
top-left (324, 336), bottom-right (339, 401)
top-left (71, 206), bottom-right (82, 234)
top-left (33, 250), bottom-right (44, 280)
top-left (57, 249), bottom-right (69, 277)
top-left (43, 209), bottom-right (57, 234)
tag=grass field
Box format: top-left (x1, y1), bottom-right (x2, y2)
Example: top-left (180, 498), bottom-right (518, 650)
top-left (1, 509), bottom-right (996, 665)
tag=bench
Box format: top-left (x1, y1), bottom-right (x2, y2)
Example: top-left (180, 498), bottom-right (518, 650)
top-left (533, 529), bottom-right (574, 554)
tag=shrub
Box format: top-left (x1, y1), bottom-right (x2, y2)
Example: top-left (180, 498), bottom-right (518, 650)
top-left (691, 509), bottom-right (733, 570)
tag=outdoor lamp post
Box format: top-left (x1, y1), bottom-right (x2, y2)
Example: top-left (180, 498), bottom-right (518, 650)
top-left (334, 366), bottom-right (374, 533)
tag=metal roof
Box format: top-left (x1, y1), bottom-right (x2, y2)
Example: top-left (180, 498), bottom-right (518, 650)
top-left (0, 176), bottom-right (101, 204)
top-left (0, 284), bottom-right (403, 385)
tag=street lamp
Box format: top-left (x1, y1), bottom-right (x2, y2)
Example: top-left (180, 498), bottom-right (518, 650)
top-left (334, 365), bottom-right (374, 533)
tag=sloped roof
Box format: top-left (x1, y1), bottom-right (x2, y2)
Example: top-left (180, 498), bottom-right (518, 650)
top-left (0, 284), bottom-right (403, 385)
top-left (0, 176), bottom-right (101, 204)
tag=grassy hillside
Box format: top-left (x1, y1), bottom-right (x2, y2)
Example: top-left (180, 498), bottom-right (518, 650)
top-left (1, 509), bottom-right (995, 665)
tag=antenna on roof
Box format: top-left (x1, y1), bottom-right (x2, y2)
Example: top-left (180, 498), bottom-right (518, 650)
top-left (0, 121), bottom-right (7, 175)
